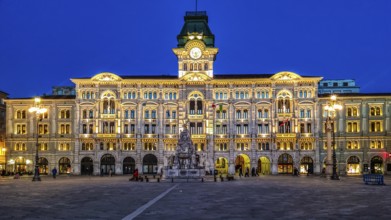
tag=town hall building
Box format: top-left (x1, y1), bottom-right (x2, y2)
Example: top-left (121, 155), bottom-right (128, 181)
top-left (4, 11), bottom-right (391, 176)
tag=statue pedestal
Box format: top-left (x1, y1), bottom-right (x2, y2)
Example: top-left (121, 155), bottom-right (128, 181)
top-left (165, 168), bottom-right (205, 181)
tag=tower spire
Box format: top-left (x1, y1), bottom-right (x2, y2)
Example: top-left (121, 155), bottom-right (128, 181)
top-left (195, 0), bottom-right (198, 12)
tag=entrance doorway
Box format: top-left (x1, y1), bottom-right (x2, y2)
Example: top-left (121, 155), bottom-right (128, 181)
top-left (235, 154), bottom-right (250, 175)
top-left (278, 154), bottom-right (293, 174)
top-left (123, 157), bottom-right (135, 174)
top-left (258, 157), bottom-right (271, 175)
top-left (38, 157), bottom-right (48, 174)
top-left (300, 156), bottom-right (314, 174)
top-left (81, 157), bottom-right (93, 175)
top-left (100, 154), bottom-right (115, 175)
top-left (15, 157), bottom-right (26, 173)
top-left (370, 156), bottom-right (383, 174)
top-left (59, 157), bottom-right (71, 174)
top-left (143, 154), bottom-right (157, 174)
top-left (215, 157), bottom-right (228, 174)
top-left (347, 156), bottom-right (360, 174)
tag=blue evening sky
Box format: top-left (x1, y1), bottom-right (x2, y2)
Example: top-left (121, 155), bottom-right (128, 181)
top-left (0, 0), bottom-right (390, 98)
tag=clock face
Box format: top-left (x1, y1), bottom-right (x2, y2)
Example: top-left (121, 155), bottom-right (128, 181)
top-left (190, 47), bottom-right (202, 59)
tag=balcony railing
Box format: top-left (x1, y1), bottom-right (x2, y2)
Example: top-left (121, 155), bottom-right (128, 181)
top-left (101, 114), bottom-right (116, 119)
top-left (276, 133), bottom-right (296, 138)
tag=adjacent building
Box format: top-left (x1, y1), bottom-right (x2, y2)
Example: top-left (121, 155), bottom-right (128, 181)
top-left (0, 91), bottom-right (8, 171)
top-left (318, 79), bottom-right (360, 94)
top-left (4, 11), bottom-right (391, 176)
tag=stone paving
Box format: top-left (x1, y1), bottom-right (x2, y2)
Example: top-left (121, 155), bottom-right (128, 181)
top-left (0, 175), bottom-right (390, 219)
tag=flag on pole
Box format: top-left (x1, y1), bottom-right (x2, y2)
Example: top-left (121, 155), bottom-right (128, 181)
top-left (212, 103), bottom-right (216, 108)
top-left (219, 104), bottom-right (223, 112)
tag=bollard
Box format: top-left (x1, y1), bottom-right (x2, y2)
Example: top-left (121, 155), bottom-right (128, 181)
top-left (145, 176), bottom-right (149, 182)
top-left (201, 178), bottom-right (204, 182)
top-left (171, 178), bottom-right (174, 183)
top-left (157, 178), bottom-right (160, 183)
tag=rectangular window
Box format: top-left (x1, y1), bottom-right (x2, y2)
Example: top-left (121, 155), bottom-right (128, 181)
top-left (236, 125), bottom-right (241, 134)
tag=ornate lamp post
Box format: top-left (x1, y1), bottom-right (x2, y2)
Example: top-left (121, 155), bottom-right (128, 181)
top-left (28, 97), bottom-right (47, 181)
top-left (325, 95), bottom-right (342, 180)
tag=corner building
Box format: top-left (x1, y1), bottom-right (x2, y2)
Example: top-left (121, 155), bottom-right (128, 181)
top-left (5, 11), bottom-right (391, 176)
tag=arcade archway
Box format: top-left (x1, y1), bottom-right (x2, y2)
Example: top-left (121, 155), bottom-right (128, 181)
top-left (100, 154), bottom-right (115, 175)
top-left (300, 156), bottom-right (314, 174)
top-left (38, 157), bottom-right (49, 175)
top-left (59, 157), bottom-right (71, 174)
top-left (347, 156), bottom-right (360, 175)
top-left (235, 154), bottom-right (250, 175)
top-left (370, 156), bottom-right (383, 174)
top-left (215, 157), bottom-right (228, 175)
top-left (143, 154), bottom-right (158, 174)
top-left (258, 157), bottom-right (271, 175)
top-left (123, 157), bottom-right (136, 174)
top-left (81, 157), bottom-right (93, 175)
top-left (278, 154), bottom-right (293, 174)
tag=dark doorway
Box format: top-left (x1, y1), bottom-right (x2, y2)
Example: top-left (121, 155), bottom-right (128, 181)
top-left (81, 157), bottom-right (93, 175)
top-left (142, 154), bottom-right (157, 174)
top-left (123, 157), bottom-right (135, 174)
top-left (101, 154), bottom-right (115, 175)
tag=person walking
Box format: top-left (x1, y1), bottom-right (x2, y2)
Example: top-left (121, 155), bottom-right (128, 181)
top-left (245, 167), bottom-right (250, 177)
top-left (133, 169), bottom-right (139, 181)
top-left (109, 168), bottom-right (113, 177)
top-left (100, 168), bottom-right (104, 177)
top-left (238, 167), bottom-right (243, 178)
top-left (52, 167), bottom-right (57, 179)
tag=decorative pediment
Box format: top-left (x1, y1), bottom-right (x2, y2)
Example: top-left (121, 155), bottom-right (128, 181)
top-left (181, 72), bottom-right (211, 82)
top-left (91, 72), bottom-right (122, 82)
top-left (271, 71), bottom-right (302, 81)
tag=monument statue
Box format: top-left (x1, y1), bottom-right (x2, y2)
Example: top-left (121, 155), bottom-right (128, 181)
top-left (175, 124), bottom-right (197, 169)
top-left (164, 123), bottom-right (205, 181)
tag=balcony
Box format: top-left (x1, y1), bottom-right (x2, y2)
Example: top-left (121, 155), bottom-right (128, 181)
top-left (236, 134), bottom-right (250, 138)
top-left (189, 115), bottom-right (203, 120)
top-left (257, 133), bottom-right (271, 138)
top-left (299, 133), bottom-right (313, 137)
top-left (79, 134), bottom-right (94, 138)
top-left (215, 134), bottom-right (228, 139)
top-left (101, 114), bottom-right (116, 119)
top-left (122, 134), bottom-right (135, 138)
top-left (143, 134), bottom-right (158, 138)
top-left (96, 133), bottom-right (117, 138)
top-left (191, 134), bottom-right (206, 139)
top-left (276, 133), bottom-right (296, 138)
top-left (164, 134), bottom-right (178, 139)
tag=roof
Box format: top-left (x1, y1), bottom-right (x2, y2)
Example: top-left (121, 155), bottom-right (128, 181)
top-left (7, 95), bottom-right (76, 100)
top-left (318, 93), bottom-right (391, 98)
top-left (177, 11), bottom-right (215, 48)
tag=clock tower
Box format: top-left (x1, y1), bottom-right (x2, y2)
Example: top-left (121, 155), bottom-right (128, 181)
top-left (173, 11), bottom-right (218, 80)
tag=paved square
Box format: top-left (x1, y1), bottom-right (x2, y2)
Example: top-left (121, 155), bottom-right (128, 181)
top-left (0, 175), bottom-right (390, 219)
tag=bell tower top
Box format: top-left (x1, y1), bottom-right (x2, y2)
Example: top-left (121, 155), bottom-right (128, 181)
top-left (173, 11), bottom-right (218, 80)
top-left (177, 11), bottom-right (215, 48)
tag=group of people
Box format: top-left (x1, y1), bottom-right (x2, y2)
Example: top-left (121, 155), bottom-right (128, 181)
top-left (100, 168), bottom-right (114, 177)
top-left (238, 167), bottom-right (260, 177)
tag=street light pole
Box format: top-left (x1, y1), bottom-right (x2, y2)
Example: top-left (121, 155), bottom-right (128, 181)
top-left (325, 95), bottom-right (342, 180)
top-left (331, 119), bottom-right (339, 180)
top-left (33, 115), bottom-right (40, 181)
top-left (29, 97), bottom-right (47, 182)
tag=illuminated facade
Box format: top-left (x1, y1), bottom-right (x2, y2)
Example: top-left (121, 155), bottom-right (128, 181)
top-left (4, 11), bottom-right (391, 176)
top-left (0, 91), bottom-right (8, 170)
